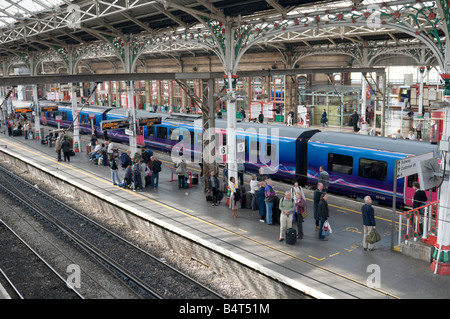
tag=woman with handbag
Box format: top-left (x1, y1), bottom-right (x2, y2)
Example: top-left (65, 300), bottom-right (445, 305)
top-left (294, 191), bottom-right (307, 239)
top-left (228, 177), bottom-right (240, 218)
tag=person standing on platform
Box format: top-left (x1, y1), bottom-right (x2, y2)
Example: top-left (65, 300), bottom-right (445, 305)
top-left (321, 109), bottom-right (328, 127)
top-left (106, 140), bottom-right (115, 160)
top-left (318, 166), bottom-right (329, 192)
top-left (207, 170), bottom-right (220, 206)
top-left (362, 196), bottom-right (376, 251)
top-left (150, 156), bottom-right (162, 188)
top-left (61, 136), bottom-right (71, 163)
top-left (278, 191), bottom-right (295, 242)
top-left (351, 110), bottom-right (359, 132)
top-left (258, 180), bottom-right (267, 222)
top-left (258, 112), bottom-right (264, 123)
top-left (175, 155), bottom-right (187, 189)
top-left (109, 156), bottom-right (121, 186)
top-left (264, 179), bottom-right (276, 225)
top-left (240, 108), bottom-right (246, 122)
top-left (228, 177), bottom-right (240, 218)
top-left (7, 119), bottom-right (12, 136)
top-left (54, 135), bottom-right (63, 162)
top-left (132, 161), bottom-right (143, 191)
top-left (318, 193), bottom-right (329, 241)
top-left (416, 120), bottom-right (423, 140)
top-left (412, 181), bottom-right (428, 236)
top-left (314, 183), bottom-right (324, 230)
top-left (295, 191), bottom-right (307, 239)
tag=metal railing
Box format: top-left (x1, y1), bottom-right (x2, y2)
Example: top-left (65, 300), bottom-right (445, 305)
top-left (397, 200), bottom-right (439, 246)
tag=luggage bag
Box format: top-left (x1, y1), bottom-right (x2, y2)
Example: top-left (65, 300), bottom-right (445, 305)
top-left (286, 228), bottom-right (297, 245)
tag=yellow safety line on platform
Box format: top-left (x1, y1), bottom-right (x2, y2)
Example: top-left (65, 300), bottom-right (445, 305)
top-left (1, 138), bottom-right (400, 299)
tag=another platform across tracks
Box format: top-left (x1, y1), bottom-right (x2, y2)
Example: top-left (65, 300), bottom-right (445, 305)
top-left (1, 130), bottom-right (449, 300)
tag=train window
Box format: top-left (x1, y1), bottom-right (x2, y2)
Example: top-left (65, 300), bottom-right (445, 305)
top-left (81, 114), bottom-right (87, 124)
top-left (156, 126), bottom-right (167, 139)
top-left (62, 112), bottom-right (67, 120)
top-left (250, 141), bottom-right (260, 158)
top-left (169, 128), bottom-right (181, 141)
top-left (186, 130), bottom-right (194, 145)
top-left (265, 143), bottom-right (276, 161)
top-left (328, 153), bottom-right (353, 175)
top-left (147, 126), bottom-right (155, 138)
top-left (358, 158), bottom-right (387, 181)
top-left (407, 173), bottom-right (418, 188)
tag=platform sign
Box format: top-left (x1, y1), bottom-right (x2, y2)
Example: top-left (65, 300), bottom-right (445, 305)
top-left (41, 106), bottom-right (58, 112)
top-left (396, 152), bottom-right (434, 179)
top-left (391, 151), bottom-right (434, 251)
top-left (100, 119), bottom-right (129, 131)
top-left (15, 107), bottom-right (33, 113)
top-left (138, 117), bottom-right (162, 127)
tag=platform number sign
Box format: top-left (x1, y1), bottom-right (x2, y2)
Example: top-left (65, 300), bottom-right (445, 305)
top-left (237, 142), bottom-right (245, 153)
top-left (219, 145), bottom-right (227, 155)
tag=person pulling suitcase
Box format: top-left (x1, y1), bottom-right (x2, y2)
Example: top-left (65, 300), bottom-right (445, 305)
top-left (278, 191), bottom-right (295, 242)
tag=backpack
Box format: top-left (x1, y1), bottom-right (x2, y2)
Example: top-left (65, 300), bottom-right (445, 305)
top-left (234, 188), bottom-right (241, 202)
top-left (119, 152), bottom-right (131, 168)
top-left (152, 160), bottom-right (162, 173)
top-left (132, 164), bottom-right (141, 176)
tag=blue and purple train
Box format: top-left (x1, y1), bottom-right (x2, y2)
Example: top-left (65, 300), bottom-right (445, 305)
top-left (36, 103), bottom-right (439, 208)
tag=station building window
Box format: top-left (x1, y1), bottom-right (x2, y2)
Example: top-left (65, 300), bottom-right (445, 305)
top-left (328, 153), bottom-right (353, 175)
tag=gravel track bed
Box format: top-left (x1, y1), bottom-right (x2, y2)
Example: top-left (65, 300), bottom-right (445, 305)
top-left (1, 161), bottom-right (258, 299)
top-left (0, 219), bottom-right (80, 299)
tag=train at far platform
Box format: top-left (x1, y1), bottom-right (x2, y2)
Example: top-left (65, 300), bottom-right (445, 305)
top-left (34, 102), bottom-right (439, 208)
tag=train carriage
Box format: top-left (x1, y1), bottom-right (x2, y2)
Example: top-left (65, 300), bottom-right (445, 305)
top-left (307, 132), bottom-right (440, 207)
top-left (40, 104), bottom-right (441, 208)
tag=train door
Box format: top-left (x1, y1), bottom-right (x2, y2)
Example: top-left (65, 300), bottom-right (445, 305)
top-left (295, 138), bottom-right (308, 186)
top-left (405, 173), bottom-right (439, 206)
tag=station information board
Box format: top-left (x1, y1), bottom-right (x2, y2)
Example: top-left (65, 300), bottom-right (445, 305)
top-left (100, 119), bottom-right (129, 131)
top-left (14, 107), bottom-right (33, 113)
top-left (138, 117), bottom-right (162, 126)
top-left (41, 106), bottom-right (59, 112)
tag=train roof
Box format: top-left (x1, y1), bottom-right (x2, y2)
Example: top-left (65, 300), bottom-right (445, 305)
top-left (309, 131), bottom-right (440, 157)
top-left (160, 113), bottom-right (320, 139)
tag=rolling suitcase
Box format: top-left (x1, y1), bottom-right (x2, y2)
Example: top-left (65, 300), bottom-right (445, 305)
top-left (286, 228), bottom-right (297, 245)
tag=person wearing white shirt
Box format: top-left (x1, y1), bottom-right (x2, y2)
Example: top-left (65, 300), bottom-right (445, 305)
top-left (407, 130), bottom-right (415, 140)
top-left (107, 140), bottom-right (115, 159)
top-left (249, 175), bottom-right (260, 210)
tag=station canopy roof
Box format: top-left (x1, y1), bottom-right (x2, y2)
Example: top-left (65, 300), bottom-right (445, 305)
top-left (0, 0), bottom-right (441, 63)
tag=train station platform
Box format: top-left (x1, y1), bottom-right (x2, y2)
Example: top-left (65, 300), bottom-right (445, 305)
top-left (0, 129), bottom-right (449, 300)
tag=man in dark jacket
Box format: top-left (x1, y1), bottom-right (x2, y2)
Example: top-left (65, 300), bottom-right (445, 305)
top-left (318, 193), bottom-right (329, 241)
top-left (314, 183), bottom-right (324, 230)
top-left (351, 110), bottom-right (359, 132)
top-left (150, 156), bottom-right (162, 188)
top-left (362, 196), bottom-right (376, 251)
top-left (61, 136), bottom-right (71, 162)
top-left (412, 181), bottom-right (427, 236)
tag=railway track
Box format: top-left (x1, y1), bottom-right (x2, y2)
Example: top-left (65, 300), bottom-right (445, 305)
top-left (0, 164), bottom-right (224, 299)
top-left (0, 219), bottom-right (83, 299)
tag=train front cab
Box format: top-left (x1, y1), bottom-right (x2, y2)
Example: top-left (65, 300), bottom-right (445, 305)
top-left (307, 137), bottom-right (439, 207)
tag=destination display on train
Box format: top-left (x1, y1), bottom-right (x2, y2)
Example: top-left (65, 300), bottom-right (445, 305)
top-left (100, 119), bottom-right (129, 130)
top-left (138, 117), bottom-right (162, 126)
